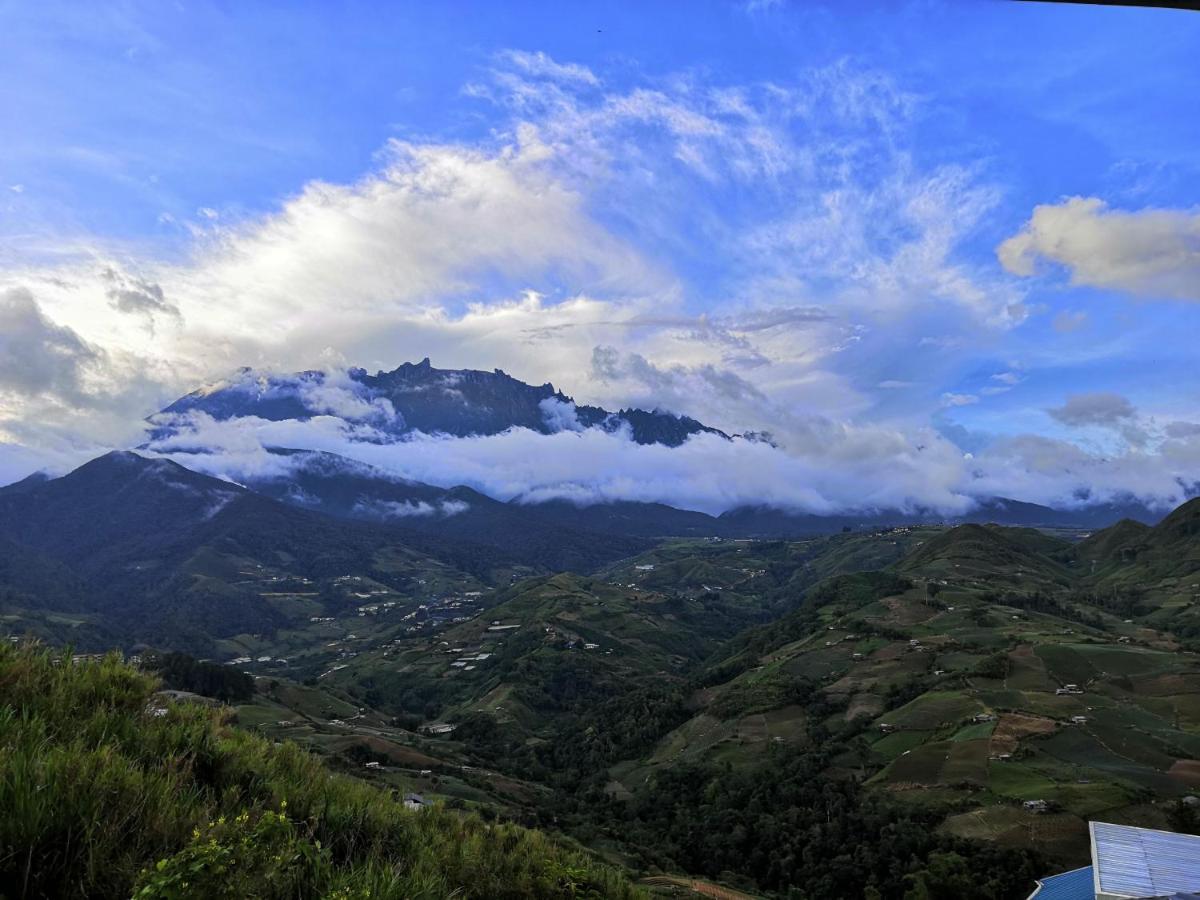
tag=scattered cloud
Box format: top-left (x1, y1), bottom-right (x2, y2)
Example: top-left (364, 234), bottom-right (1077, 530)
top-left (145, 402), bottom-right (1200, 517)
top-left (1047, 392), bottom-right (1137, 429)
top-left (1046, 392), bottom-right (1149, 448)
top-left (940, 392), bottom-right (979, 408)
top-left (998, 197), bottom-right (1200, 301)
top-left (100, 266), bottom-right (179, 324)
top-left (499, 50), bottom-right (599, 86)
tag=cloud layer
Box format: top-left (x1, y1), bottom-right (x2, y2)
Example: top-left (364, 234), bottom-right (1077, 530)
top-left (143, 396), bottom-right (1200, 517)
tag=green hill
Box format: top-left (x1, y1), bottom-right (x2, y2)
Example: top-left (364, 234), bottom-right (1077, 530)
top-left (898, 523), bottom-right (1073, 590)
top-left (0, 641), bottom-right (638, 900)
top-left (1086, 498), bottom-right (1200, 589)
top-left (1073, 518), bottom-right (1151, 570)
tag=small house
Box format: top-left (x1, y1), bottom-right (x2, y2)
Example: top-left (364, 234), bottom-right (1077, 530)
top-left (403, 793), bottom-right (426, 811)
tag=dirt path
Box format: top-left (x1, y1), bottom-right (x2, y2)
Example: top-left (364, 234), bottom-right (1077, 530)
top-left (638, 875), bottom-right (759, 899)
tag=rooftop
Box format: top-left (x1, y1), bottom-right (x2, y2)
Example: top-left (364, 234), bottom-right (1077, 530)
top-left (1091, 821), bottom-right (1200, 899)
top-left (1029, 866), bottom-right (1094, 900)
top-left (1030, 823), bottom-right (1200, 900)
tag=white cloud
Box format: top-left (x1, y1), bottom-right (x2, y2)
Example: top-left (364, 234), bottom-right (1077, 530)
top-left (145, 410), bottom-right (976, 516)
top-left (538, 397), bottom-right (585, 433)
top-left (499, 50), bottom-right (599, 86)
top-left (940, 392), bottom-right (979, 408)
top-left (141, 404), bottom-right (1200, 517)
top-left (966, 432), bottom-right (1200, 512)
top-left (998, 197), bottom-right (1200, 301)
top-left (352, 497), bottom-right (470, 519)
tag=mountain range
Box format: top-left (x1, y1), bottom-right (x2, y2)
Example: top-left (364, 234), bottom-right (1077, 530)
top-left (137, 358), bottom-right (1171, 536)
top-left (154, 357), bottom-right (726, 447)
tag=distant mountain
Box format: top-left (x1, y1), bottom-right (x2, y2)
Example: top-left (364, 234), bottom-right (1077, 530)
top-left (510, 497), bottom-right (728, 539)
top-left (142, 359), bottom-right (1180, 533)
top-left (973, 496), bottom-right (1165, 529)
top-left (155, 358), bottom-right (727, 447)
top-left (0, 470), bottom-right (52, 496)
top-left (0, 451), bottom-right (643, 652)
top-left (716, 495), bottom-right (1165, 538)
top-left (235, 448), bottom-right (648, 570)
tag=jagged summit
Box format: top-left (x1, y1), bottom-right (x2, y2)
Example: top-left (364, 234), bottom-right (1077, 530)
top-left (156, 359), bottom-right (726, 447)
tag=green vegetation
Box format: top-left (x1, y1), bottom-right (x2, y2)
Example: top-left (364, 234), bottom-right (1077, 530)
top-left (142, 650), bottom-right (255, 702)
top-left (8, 491), bottom-right (1200, 897)
top-left (0, 642), bottom-right (638, 899)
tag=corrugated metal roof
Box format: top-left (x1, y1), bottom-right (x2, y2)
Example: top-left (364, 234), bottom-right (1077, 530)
top-left (1029, 865), bottom-right (1094, 900)
top-left (1092, 822), bottom-right (1200, 898)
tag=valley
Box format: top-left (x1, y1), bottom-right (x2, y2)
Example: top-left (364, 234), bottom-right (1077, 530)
top-left (2, 448), bottom-right (1199, 898)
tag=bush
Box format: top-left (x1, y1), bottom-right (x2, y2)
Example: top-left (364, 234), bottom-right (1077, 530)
top-left (0, 643), bottom-right (640, 899)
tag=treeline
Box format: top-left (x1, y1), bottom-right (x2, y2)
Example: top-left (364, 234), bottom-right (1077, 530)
top-left (978, 587), bottom-right (1152, 631)
top-left (141, 650), bottom-right (255, 702)
top-left (522, 668), bottom-right (1042, 899)
top-left (607, 749), bottom-right (1042, 898)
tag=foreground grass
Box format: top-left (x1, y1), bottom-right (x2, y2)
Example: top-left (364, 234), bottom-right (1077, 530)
top-left (0, 643), bottom-right (641, 899)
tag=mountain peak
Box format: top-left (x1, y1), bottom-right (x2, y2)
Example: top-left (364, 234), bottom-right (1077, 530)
top-left (156, 361), bottom-right (725, 447)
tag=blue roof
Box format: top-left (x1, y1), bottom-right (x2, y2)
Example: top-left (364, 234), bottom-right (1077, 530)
top-left (1092, 822), bottom-right (1200, 898)
top-left (1029, 865), bottom-right (1094, 900)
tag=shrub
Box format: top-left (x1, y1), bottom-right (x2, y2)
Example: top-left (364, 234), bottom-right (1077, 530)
top-left (0, 643), bottom-right (640, 899)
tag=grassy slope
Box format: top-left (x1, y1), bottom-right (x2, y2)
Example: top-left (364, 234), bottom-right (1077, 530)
top-left (0, 642), bottom-right (639, 900)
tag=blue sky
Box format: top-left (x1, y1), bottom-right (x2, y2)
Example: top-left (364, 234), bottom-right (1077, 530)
top-left (1, 0), bottom-right (1199, 511)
